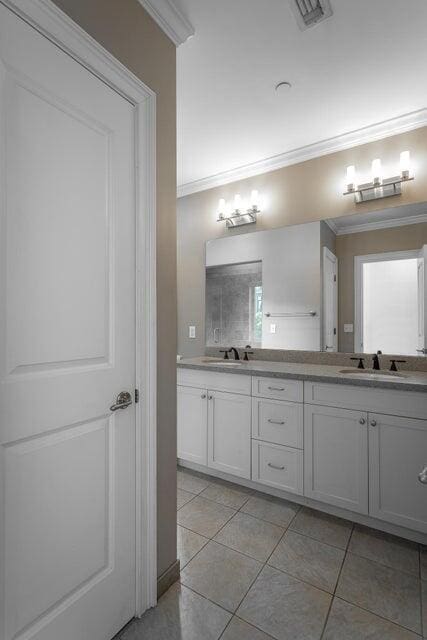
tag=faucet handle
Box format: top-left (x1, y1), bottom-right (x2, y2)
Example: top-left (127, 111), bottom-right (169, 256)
top-left (243, 349), bottom-right (254, 361)
top-left (390, 359), bottom-right (406, 372)
top-left (350, 357), bottom-right (365, 369)
top-left (219, 349), bottom-right (230, 360)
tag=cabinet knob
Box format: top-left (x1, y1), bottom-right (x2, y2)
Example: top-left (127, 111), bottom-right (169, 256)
top-left (359, 418), bottom-right (366, 425)
top-left (370, 420), bottom-right (377, 427)
top-left (418, 466), bottom-right (427, 485)
top-left (201, 394), bottom-right (207, 399)
top-left (208, 395), bottom-right (213, 400)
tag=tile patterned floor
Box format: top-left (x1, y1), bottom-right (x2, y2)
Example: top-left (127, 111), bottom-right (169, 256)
top-left (121, 467), bottom-right (427, 640)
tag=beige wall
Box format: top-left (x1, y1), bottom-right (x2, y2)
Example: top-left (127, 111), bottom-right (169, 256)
top-left (336, 222), bottom-right (427, 352)
top-left (52, 0), bottom-right (177, 577)
top-left (178, 127), bottom-right (427, 357)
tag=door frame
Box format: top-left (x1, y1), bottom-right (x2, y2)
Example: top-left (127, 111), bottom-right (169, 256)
top-left (354, 249), bottom-right (419, 354)
top-left (322, 246), bottom-right (338, 352)
top-left (1, 0), bottom-right (158, 616)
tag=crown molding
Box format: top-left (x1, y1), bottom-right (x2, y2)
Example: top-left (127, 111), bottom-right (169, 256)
top-left (137, 0), bottom-right (194, 46)
top-left (333, 211), bottom-right (427, 236)
top-left (177, 107), bottom-right (427, 198)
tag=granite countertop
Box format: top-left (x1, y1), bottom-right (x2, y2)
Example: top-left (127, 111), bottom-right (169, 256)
top-left (177, 357), bottom-right (427, 393)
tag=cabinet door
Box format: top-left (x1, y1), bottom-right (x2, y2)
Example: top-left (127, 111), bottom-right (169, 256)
top-left (177, 385), bottom-right (208, 465)
top-left (304, 405), bottom-right (368, 514)
top-left (369, 413), bottom-right (427, 533)
top-left (208, 391), bottom-right (252, 479)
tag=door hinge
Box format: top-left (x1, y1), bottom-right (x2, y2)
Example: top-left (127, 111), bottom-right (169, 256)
top-left (333, 275), bottom-right (337, 282)
top-left (334, 328), bottom-right (337, 335)
top-left (135, 389), bottom-right (140, 403)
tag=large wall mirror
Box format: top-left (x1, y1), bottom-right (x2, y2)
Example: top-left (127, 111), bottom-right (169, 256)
top-left (205, 203), bottom-right (427, 357)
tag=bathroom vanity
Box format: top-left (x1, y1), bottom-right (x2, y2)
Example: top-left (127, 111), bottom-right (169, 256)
top-left (177, 358), bottom-right (427, 543)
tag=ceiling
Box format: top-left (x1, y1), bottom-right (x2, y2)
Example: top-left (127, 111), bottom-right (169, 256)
top-left (176, 0), bottom-right (427, 194)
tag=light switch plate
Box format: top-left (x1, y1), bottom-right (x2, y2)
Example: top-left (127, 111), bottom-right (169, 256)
top-left (344, 324), bottom-right (354, 333)
top-left (270, 324), bottom-right (276, 334)
top-left (189, 325), bottom-right (196, 339)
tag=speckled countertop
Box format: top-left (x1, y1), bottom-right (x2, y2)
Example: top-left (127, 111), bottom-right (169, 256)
top-left (177, 357), bottom-right (427, 393)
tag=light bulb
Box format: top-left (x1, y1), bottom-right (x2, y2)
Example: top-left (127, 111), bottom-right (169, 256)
top-left (400, 151), bottom-right (411, 180)
top-left (218, 198), bottom-right (226, 219)
top-left (346, 166), bottom-right (356, 192)
top-left (371, 158), bottom-right (382, 186)
top-left (250, 190), bottom-right (260, 210)
top-left (233, 194), bottom-right (242, 212)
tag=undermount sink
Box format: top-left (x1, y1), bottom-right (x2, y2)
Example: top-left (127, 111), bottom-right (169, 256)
top-left (339, 368), bottom-right (406, 379)
top-left (201, 358), bottom-right (243, 366)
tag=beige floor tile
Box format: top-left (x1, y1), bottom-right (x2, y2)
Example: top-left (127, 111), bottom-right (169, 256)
top-left (200, 483), bottom-right (252, 510)
top-left (181, 541), bottom-right (262, 612)
top-left (177, 469), bottom-right (211, 495)
top-left (269, 530), bottom-right (344, 593)
top-left (214, 512), bottom-right (284, 562)
top-left (323, 597), bottom-right (421, 640)
top-left (221, 616), bottom-right (274, 640)
top-left (177, 496), bottom-right (236, 538)
top-left (241, 493), bottom-right (300, 528)
top-left (348, 525), bottom-right (420, 576)
top-left (336, 553), bottom-right (422, 634)
top-left (237, 565), bottom-right (331, 640)
top-left (177, 525), bottom-right (208, 568)
top-left (289, 507), bottom-right (353, 549)
top-left (177, 488), bottom-right (196, 510)
top-left (120, 583), bottom-right (231, 640)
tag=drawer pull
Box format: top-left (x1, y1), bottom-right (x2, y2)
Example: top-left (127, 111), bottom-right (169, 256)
top-left (268, 419), bottom-right (286, 425)
top-left (268, 462), bottom-right (286, 471)
top-left (268, 386), bottom-right (285, 392)
top-left (418, 466), bottom-right (427, 485)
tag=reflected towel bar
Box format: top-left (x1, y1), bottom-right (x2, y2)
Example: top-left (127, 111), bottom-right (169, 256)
top-left (265, 311), bottom-right (317, 318)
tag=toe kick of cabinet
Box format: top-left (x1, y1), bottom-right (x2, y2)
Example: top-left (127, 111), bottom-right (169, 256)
top-left (252, 440), bottom-right (303, 495)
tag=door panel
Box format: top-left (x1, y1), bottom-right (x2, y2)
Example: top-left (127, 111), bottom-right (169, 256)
top-left (304, 404), bottom-right (368, 514)
top-left (0, 6), bottom-right (136, 640)
top-left (208, 391), bottom-right (251, 479)
top-left (177, 386), bottom-right (208, 465)
top-left (369, 413), bottom-right (427, 533)
top-left (322, 247), bottom-right (338, 352)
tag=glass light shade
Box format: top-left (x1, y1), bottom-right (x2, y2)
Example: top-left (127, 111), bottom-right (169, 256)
top-left (218, 198), bottom-right (226, 217)
top-left (346, 165), bottom-right (356, 191)
top-left (400, 151), bottom-right (411, 179)
top-left (233, 194), bottom-right (242, 211)
top-left (371, 158), bottom-right (382, 184)
top-left (250, 190), bottom-right (260, 209)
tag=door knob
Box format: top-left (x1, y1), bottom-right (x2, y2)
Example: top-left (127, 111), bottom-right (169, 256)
top-left (418, 466), bottom-right (427, 485)
top-left (110, 391), bottom-right (133, 412)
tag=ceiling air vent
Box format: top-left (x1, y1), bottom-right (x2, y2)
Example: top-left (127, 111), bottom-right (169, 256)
top-left (289, 0), bottom-right (333, 30)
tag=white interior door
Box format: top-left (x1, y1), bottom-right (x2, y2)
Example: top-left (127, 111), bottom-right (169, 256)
top-left (0, 6), bottom-right (137, 640)
top-left (417, 247), bottom-right (426, 355)
top-left (322, 247), bottom-right (338, 352)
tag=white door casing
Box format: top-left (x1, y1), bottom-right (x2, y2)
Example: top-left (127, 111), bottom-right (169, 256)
top-left (322, 247), bottom-right (338, 352)
top-left (0, 2), bottom-right (157, 639)
top-left (417, 246), bottom-right (426, 355)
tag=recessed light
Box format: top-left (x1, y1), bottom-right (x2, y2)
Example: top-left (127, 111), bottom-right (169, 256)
top-left (275, 81), bottom-right (292, 93)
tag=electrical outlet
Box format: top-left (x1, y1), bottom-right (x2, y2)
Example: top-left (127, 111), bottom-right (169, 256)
top-left (270, 324), bottom-right (276, 334)
top-left (344, 324), bottom-right (354, 334)
top-left (189, 325), bottom-right (196, 339)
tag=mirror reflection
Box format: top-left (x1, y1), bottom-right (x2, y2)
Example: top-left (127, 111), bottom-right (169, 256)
top-left (205, 204), bottom-right (427, 356)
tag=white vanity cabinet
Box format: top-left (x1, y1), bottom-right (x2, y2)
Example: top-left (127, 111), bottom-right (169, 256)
top-left (369, 413), bottom-right (427, 533)
top-left (304, 404), bottom-right (369, 514)
top-left (177, 369), bottom-right (252, 480)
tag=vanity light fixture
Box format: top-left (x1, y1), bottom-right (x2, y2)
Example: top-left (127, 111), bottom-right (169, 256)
top-left (217, 190), bottom-right (262, 228)
top-left (343, 151), bottom-right (414, 203)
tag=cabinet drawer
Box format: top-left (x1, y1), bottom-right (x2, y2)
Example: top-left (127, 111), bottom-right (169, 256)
top-left (177, 368), bottom-right (251, 395)
top-left (304, 381), bottom-right (427, 420)
top-left (252, 441), bottom-right (303, 495)
top-left (252, 376), bottom-right (303, 402)
top-left (252, 397), bottom-right (303, 449)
